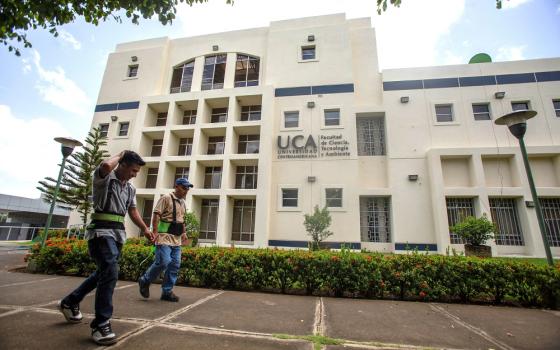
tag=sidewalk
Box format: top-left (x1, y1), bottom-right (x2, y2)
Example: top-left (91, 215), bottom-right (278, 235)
top-left (0, 249), bottom-right (558, 350)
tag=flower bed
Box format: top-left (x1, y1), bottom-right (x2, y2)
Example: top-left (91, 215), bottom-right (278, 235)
top-left (26, 238), bottom-right (560, 308)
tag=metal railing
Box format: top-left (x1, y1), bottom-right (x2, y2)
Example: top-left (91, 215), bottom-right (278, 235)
top-left (0, 225), bottom-right (66, 241)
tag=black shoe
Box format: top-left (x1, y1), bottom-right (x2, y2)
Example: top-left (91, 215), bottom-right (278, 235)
top-left (91, 322), bottom-right (117, 345)
top-left (160, 292), bottom-right (179, 302)
top-left (58, 300), bottom-right (83, 323)
top-left (138, 277), bottom-right (150, 298)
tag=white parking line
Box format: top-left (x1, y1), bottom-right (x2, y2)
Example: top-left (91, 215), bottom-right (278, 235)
top-left (0, 276), bottom-right (61, 288)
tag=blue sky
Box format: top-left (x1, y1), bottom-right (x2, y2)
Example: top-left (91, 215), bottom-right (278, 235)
top-left (0, 0), bottom-right (559, 198)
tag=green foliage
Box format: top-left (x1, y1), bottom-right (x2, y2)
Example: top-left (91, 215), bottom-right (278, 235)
top-left (304, 205), bottom-right (333, 251)
top-left (1, 0), bottom-right (234, 56)
top-left (183, 210), bottom-right (200, 247)
top-left (37, 127), bottom-right (109, 225)
top-left (375, 0), bottom-right (504, 15)
top-left (27, 240), bottom-right (560, 308)
top-left (451, 215), bottom-right (496, 246)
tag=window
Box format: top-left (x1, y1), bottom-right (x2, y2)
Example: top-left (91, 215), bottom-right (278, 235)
top-left (284, 111), bottom-right (299, 128)
top-left (235, 166), bottom-right (258, 189)
top-left (553, 100), bottom-right (560, 117)
top-left (356, 116), bottom-right (385, 156)
top-left (435, 104), bottom-right (454, 122)
top-left (511, 101), bottom-right (529, 111)
top-left (541, 198), bottom-right (560, 247)
top-left (207, 136), bottom-right (225, 155)
top-left (211, 108), bottom-right (228, 123)
top-left (145, 168), bottom-right (158, 189)
top-left (490, 198), bottom-right (524, 246)
top-left (240, 105), bottom-right (261, 121)
top-left (472, 103), bottom-right (491, 121)
top-left (174, 167), bottom-right (190, 186)
top-left (359, 197), bottom-right (391, 243)
top-left (325, 188), bottom-right (343, 208)
top-left (127, 65), bottom-right (138, 78)
top-left (234, 54), bottom-right (259, 87)
top-left (99, 124), bottom-right (109, 138)
top-left (204, 167), bottom-right (222, 189)
top-left (446, 198), bottom-right (475, 244)
top-left (324, 109), bottom-right (340, 126)
top-left (141, 199), bottom-right (154, 227)
top-left (282, 188), bottom-right (298, 207)
top-left (301, 45), bottom-right (316, 60)
top-left (151, 139), bottom-right (163, 157)
top-left (201, 54), bottom-right (226, 90)
top-left (238, 135), bottom-right (260, 154)
top-left (200, 199), bottom-right (219, 240)
top-left (118, 122), bottom-right (129, 136)
top-left (182, 110), bottom-right (197, 125)
top-left (231, 199), bottom-right (256, 242)
top-left (156, 113), bottom-right (167, 126)
top-left (178, 138), bottom-right (193, 156)
top-left (170, 60), bottom-right (194, 93)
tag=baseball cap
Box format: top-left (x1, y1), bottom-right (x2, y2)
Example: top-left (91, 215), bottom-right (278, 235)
top-left (175, 178), bottom-right (194, 188)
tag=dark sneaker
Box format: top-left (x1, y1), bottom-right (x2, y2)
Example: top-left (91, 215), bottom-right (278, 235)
top-left (160, 292), bottom-right (179, 302)
top-left (138, 277), bottom-right (150, 298)
top-left (91, 322), bottom-right (117, 345)
top-left (58, 300), bottom-right (82, 323)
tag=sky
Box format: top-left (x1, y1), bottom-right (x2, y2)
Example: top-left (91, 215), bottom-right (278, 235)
top-left (0, 0), bottom-right (559, 199)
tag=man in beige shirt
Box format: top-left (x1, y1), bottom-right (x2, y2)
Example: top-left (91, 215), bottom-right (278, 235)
top-left (138, 178), bottom-right (192, 302)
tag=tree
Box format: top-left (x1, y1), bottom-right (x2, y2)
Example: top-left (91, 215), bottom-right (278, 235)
top-left (183, 210), bottom-right (200, 247)
top-left (376, 0), bottom-right (506, 14)
top-left (37, 127), bottom-right (109, 225)
top-left (451, 215), bottom-right (497, 246)
top-left (1, 0), bottom-right (233, 56)
top-left (304, 205), bottom-right (333, 251)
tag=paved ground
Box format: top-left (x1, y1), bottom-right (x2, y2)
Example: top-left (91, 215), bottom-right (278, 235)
top-left (0, 246), bottom-right (559, 350)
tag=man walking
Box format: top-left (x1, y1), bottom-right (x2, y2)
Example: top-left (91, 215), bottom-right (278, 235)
top-left (58, 150), bottom-right (152, 345)
top-left (138, 177), bottom-right (193, 302)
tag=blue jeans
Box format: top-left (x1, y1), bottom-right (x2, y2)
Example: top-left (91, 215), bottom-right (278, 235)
top-left (63, 236), bottom-right (122, 328)
top-left (140, 245), bottom-right (181, 295)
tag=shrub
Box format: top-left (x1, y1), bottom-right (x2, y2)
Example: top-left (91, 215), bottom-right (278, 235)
top-left (451, 215), bottom-right (496, 246)
top-left (304, 205), bottom-right (333, 251)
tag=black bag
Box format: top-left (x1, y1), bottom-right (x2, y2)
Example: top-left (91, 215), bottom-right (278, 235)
top-left (167, 196), bottom-right (184, 236)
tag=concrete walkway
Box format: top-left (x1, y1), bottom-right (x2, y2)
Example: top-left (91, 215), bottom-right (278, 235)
top-left (0, 247), bottom-right (558, 350)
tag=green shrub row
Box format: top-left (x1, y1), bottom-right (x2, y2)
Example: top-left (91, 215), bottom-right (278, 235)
top-left (27, 238), bottom-right (560, 308)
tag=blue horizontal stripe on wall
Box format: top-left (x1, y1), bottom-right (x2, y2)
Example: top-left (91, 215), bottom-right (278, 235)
top-left (394, 243), bottom-right (438, 251)
top-left (268, 240), bottom-right (361, 250)
top-left (95, 101), bottom-right (140, 112)
top-left (274, 83), bottom-right (354, 97)
top-left (383, 70), bottom-right (560, 91)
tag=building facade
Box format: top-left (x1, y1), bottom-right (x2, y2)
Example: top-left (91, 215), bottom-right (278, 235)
top-left (82, 14), bottom-right (560, 258)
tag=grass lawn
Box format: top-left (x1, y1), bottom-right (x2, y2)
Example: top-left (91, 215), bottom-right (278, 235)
top-left (492, 257), bottom-right (559, 267)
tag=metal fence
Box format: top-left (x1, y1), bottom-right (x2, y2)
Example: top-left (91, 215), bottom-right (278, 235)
top-left (0, 225), bottom-right (65, 241)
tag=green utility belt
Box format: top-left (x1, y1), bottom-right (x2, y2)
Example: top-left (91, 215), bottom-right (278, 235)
top-left (90, 213), bottom-right (125, 223)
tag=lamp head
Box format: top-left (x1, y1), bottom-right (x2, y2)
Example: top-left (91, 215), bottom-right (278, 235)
top-left (494, 110), bottom-right (537, 140)
top-left (54, 137), bottom-right (83, 158)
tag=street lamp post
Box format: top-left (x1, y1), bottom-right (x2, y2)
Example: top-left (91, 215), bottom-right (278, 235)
top-left (495, 110), bottom-right (554, 266)
top-left (41, 137), bottom-right (83, 248)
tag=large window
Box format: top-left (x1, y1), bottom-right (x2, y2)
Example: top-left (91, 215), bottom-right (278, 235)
top-left (511, 101), bottom-right (530, 111)
top-left (170, 60), bottom-right (194, 93)
top-left (141, 199), bottom-right (154, 227)
top-left (325, 188), bottom-right (343, 208)
top-left (356, 116), bottom-right (385, 156)
top-left (118, 122), bottom-right (129, 136)
top-left (207, 136), bottom-right (225, 155)
top-left (145, 168), bottom-right (158, 189)
top-left (200, 199), bottom-right (219, 240)
top-left (174, 167), bottom-right (189, 186)
top-left (99, 123), bottom-right (109, 138)
top-left (324, 109), bottom-right (340, 126)
top-left (553, 100), bottom-right (560, 117)
top-left (446, 198), bottom-right (475, 244)
top-left (204, 167), bottom-right (222, 189)
top-left (235, 166), bottom-right (258, 189)
top-left (182, 110), bottom-right (197, 125)
top-left (282, 188), bottom-right (298, 207)
top-left (435, 104), bottom-right (454, 122)
top-left (178, 138), bottom-right (193, 156)
top-left (211, 108), bottom-right (228, 123)
top-left (231, 199), bottom-right (256, 242)
top-left (238, 135), bottom-right (259, 154)
top-left (284, 111), bottom-right (299, 128)
top-left (359, 197), bottom-right (391, 243)
top-left (234, 54), bottom-right (259, 87)
top-left (151, 139), bottom-right (163, 157)
top-left (201, 54), bottom-right (226, 90)
top-left (240, 105), bottom-right (261, 121)
top-left (490, 198), bottom-right (524, 246)
top-left (472, 103), bottom-right (491, 121)
top-left (156, 113), bottom-right (167, 126)
top-left (541, 198), bottom-right (560, 247)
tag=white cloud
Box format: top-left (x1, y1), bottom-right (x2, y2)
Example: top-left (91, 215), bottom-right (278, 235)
top-left (58, 29), bottom-right (82, 50)
top-left (30, 50), bottom-right (91, 116)
top-left (501, 0), bottom-right (533, 10)
top-left (496, 45), bottom-right (527, 61)
top-left (442, 50), bottom-right (464, 65)
top-left (0, 105), bottom-right (73, 199)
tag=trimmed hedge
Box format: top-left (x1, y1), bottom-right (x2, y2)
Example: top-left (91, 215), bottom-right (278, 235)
top-left (27, 238), bottom-right (560, 308)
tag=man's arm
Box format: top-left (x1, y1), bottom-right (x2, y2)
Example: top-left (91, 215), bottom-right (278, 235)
top-left (99, 150), bottom-right (125, 178)
top-left (128, 206), bottom-right (152, 241)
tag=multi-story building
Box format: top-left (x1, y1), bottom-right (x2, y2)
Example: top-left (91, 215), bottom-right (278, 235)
top-left (81, 13), bottom-right (560, 258)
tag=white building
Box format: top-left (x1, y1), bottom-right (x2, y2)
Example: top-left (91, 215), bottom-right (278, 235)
top-left (80, 13), bottom-right (560, 258)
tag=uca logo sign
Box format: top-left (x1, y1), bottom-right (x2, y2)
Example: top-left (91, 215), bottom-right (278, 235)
top-left (276, 134), bottom-right (350, 159)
